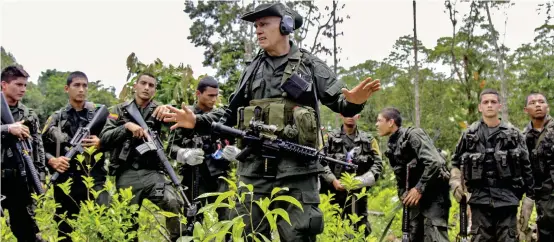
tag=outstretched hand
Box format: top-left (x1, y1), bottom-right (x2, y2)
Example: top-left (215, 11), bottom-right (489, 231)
top-left (163, 103), bottom-right (196, 130)
top-left (342, 77), bottom-right (381, 104)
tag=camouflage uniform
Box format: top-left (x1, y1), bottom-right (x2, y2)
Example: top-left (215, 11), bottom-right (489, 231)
top-left (99, 100), bottom-right (184, 241)
top-left (523, 116), bottom-right (554, 241)
top-left (168, 104), bottom-right (231, 223)
top-left (0, 101), bottom-right (46, 242)
top-left (191, 39), bottom-right (365, 241)
top-left (42, 102), bottom-right (109, 241)
top-left (452, 120), bottom-right (535, 242)
top-left (320, 126), bottom-right (383, 236)
top-left (385, 126), bottom-right (451, 242)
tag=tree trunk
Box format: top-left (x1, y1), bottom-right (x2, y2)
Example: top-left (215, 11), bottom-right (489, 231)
top-left (484, 2), bottom-right (509, 121)
top-left (413, 0), bottom-right (421, 128)
top-left (332, 0), bottom-right (338, 74)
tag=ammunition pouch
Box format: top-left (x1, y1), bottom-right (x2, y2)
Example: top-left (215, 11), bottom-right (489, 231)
top-left (462, 153), bottom-right (483, 181)
top-left (281, 73), bottom-right (310, 99)
top-left (117, 139), bottom-right (132, 162)
top-left (238, 97), bottom-right (317, 148)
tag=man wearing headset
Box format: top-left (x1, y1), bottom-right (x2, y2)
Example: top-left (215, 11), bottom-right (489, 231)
top-left (162, 2), bottom-right (380, 241)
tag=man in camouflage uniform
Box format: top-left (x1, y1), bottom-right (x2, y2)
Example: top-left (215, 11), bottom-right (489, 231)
top-left (450, 89), bottom-right (535, 242)
top-left (42, 71), bottom-right (109, 241)
top-left (320, 114), bottom-right (383, 236)
top-left (168, 76), bottom-right (231, 225)
top-left (99, 73), bottom-right (184, 241)
top-left (375, 107), bottom-right (450, 242)
top-left (0, 65), bottom-right (47, 242)
top-left (519, 92), bottom-right (554, 241)
top-left (163, 3), bottom-right (380, 241)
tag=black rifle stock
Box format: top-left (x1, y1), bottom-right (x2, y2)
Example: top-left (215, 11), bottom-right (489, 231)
top-left (458, 163), bottom-right (468, 242)
top-left (211, 121), bottom-right (358, 169)
top-left (48, 105), bottom-right (109, 184)
top-left (0, 92), bottom-right (44, 195)
top-left (125, 103), bottom-right (197, 218)
top-left (402, 159), bottom-right (417, 242)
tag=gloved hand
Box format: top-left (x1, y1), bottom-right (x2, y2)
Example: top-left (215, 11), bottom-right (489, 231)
top-left (354, 171), bottom-right (376, 189)
top-left (222, 145), bottom-right (241, 162)
top-left (176, 148), bottom-right (204, 166)
top-left (518, 197), bottom-right (534, 235)
top-left (449, 167), bottom-right (465, 203)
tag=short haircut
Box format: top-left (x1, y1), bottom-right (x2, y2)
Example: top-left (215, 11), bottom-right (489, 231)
top-left (197, 76), bottom-right (219, 93)
top-left (525, 92), bottom-right (548, 106)
top-left (479, 88), bottom-right (500, 102)
top-left (380, 107), bottom-right (402, 127)
top-left (66, 71), bottom-right (88, 86)
top-left (137, 73), bottom-right (158, 84)
top-left (1, 65), bottom-right (29, 83)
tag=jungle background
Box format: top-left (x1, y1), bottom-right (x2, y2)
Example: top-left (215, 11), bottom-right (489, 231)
top-left (1, 0), bottom-right (553, 241)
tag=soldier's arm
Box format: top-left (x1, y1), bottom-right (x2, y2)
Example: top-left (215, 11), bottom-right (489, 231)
top-left (367, 137), bottom-right (384, 179)
top-left (41, 113), bottom-right (64, 173)
top-left (312, 58), bottom-right (365, 117)
top-left (518, 132), bottom-right (535, 199)
top-left (29, 111), bottom-right (47, 181)
top-left (321, 165), bottom-right (337, 184)
top-left (409, 128), bottom-right (442, 194)
top-left (193, 107), bottom-right (226, 135)
top-left (451, 132), bottom-right (467, 169)
top-left (99, 105), bottom-right (130, 148)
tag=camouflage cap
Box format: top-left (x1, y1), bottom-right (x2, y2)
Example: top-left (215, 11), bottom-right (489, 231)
top-left (241, 2), bottom-right (303, 30)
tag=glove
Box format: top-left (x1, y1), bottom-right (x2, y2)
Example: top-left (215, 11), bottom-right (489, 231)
top-left (518, 197), bottom-right (534, 234)
top-left (176, 148), bottom-right (204, 166)
top-left (222, 145), bottom-right (241, 162)
top-left (354, 172), bottom-right (376, 189)
top-left (449, 167), bottom-right (465, 203)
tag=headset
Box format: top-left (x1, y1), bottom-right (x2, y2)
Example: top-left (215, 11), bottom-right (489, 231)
top-left (279, 10), bottom-right (294, 35)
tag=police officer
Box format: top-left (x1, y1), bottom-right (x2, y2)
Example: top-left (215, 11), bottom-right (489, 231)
top-left (520, 92), bottom-right (553, 241)
top-left (168, 76), bottom-right (231, 224)
top-left (0, 65), bottom-right (46, 242)
top-left (320, 114), bottom-right (383, 236)
top-left (376, 107), bottom-right (450, 242)
top-left (41, 71), bottom-right (109, 241)
top-left (163, 3), bottom-right (380, 241)
top-left (98, 73), bottom-right (184, 241)
top-left (450, 89), bottom-right (535, 242)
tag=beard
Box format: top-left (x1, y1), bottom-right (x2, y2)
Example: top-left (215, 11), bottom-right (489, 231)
top-left (344, 123), bottom-right (355, 128)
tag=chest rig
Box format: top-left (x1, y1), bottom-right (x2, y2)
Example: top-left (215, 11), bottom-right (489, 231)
top-left (116, 101), bottom-right (160, 165)
top-left (1, 104), bottom-right (35, 167)
top-left (238, 48), bottom-right (319, 149)
top-left (461, 122), bottom-right (524, 190)
top-left (57, 102), bottom-right (96, 138)
top-left (527, 120), bottom-right (554, 184)
top-left (327, 130), bottom-right (374, 177)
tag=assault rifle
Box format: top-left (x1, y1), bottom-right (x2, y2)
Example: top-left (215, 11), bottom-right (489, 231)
top-left (125, 103), bottom-right (197, 221)
top-left (48, 105), bottom-right (109, 185)
top-left (0, 92), bottom-right (44, 195)
top-left (458, 163), bottom-right (469, 242)
top-left (402, 159), bottom-right (417, 242)
top-left (211, 120), bottom-right (358, 169)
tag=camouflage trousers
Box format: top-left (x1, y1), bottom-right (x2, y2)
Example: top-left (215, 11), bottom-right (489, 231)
top-left (536, 198), bottom-right (554, 242)
top-left (469, 204), bottom-right (518, 242)
top-left (406, 199), bottom-right (450, 242)
top-left (116, 169), bottom-right (184, 242)
top-left (231, 174), bottom-right (324, 242)
top-left (1, 175), bottom-right (41, 242)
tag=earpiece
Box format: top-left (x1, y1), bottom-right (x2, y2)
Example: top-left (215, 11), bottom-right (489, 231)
top-left (279, 13), bottom-right (294, 35)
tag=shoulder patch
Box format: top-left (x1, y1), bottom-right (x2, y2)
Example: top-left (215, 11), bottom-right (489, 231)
top-left (371, 138), bottom-right (381, 157)
top-left (42, 116), bottom-right (53, 134)
top-left (108, 113), bottom-right (119, 120)
top-left (410, 137), bottom-right (421, 150)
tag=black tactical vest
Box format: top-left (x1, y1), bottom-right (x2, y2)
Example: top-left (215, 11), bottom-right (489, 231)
top-left (461, 121), bottom-right (524, 191)
top-left (327, 129), bottom-right (374, 177)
